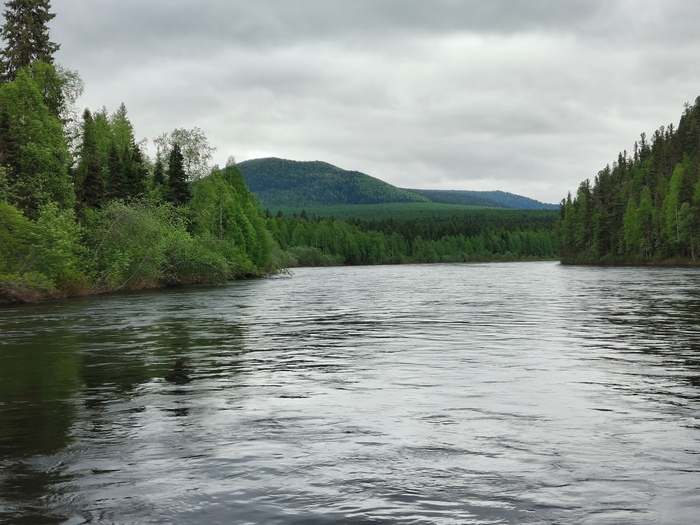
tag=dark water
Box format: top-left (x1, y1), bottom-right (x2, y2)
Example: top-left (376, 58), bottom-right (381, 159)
top-left (1, 262), bottom-right (699, 524)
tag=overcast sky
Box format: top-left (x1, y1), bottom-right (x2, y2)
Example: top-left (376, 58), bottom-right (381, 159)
top-left (40, 0), bottom-right (700, 204)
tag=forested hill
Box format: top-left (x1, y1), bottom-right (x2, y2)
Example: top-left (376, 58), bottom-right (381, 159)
top-left (558, 96), bottom-right (700, 264)
top-left (238, 158), bottom-right (429, 207)
top-left (404, 189), bottom-right (558, 210)
top-left (238, 157), bottom-right (555, 210)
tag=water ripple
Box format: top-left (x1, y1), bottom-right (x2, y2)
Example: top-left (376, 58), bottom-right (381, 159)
top-left (1, 263), bottom-right (699, 524)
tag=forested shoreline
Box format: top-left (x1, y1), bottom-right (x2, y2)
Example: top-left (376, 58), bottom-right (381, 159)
top-left (266, 210), bottom-right (556, 267)
top-left (557, 97), bottom-right (700, 264)
top-left (0, 0), bottom-right (279, 303)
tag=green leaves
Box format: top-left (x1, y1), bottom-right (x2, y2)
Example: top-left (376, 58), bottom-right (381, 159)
top-left (0, 201), bottom-right (87, 301)
top-left (0, 67), bottom-right (73, 218)
top-left (188, 166), bottom-right (273, 274)
top-left (0, 200), bottom-right (31, 274)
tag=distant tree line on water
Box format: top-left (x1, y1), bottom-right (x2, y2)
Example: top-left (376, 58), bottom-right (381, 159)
top-left (266, 211), bottom-right (557, 267)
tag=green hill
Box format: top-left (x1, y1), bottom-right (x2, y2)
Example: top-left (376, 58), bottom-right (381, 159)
top-left (238, 157), bottom-right (557, 211)
top-left (238, 158), bottom-right (429, 207)
top-left (404, 189), bottom-right (558, 210)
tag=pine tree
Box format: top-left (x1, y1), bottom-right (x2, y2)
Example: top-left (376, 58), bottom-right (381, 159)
top-left (0, 0), bottom-right (60, 82)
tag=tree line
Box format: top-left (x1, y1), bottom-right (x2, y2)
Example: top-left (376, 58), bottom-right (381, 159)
top-left (557, 97), bottom-right (700, 263)
top-left (267, 212), bottom-right (556, 267)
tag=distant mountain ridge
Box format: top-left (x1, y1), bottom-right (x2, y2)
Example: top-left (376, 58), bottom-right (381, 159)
top-left (404, 188), bottom-right (559, 210)
top-left (237, 157), bottom-right (556, 210)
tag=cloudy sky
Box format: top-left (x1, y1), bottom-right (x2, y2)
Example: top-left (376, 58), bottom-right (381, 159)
top-left (41, 0), bottom-right (700, 204)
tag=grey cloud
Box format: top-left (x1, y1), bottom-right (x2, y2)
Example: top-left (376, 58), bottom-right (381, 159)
top-left (17, 0), bottom-right (699, 203)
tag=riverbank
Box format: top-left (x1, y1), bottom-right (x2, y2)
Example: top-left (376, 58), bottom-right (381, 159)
top-left (560, 256), bottom-right (700, 267)
top-left (1, 256), bottom-right (558, 306)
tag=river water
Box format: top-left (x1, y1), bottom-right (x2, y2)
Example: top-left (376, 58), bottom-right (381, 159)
top-left (0, 262), bottom-right (699, 524)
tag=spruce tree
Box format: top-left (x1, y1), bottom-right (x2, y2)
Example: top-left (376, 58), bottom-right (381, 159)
top-left (0, 0), bottom-right (60, 82)
top-left (167, 143), bottom-right (189, 206)
top-left (75, 109), bottom-right (105, 210)
top-left (126, 141), bottom-right (148, 200)
top-left (151, 155), bottom-right (166, 201)
top-left (105, 139), bottom-right (126, 200)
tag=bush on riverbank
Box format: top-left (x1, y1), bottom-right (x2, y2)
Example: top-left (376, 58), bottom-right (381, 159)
top-left (0, 166), bottom-right (281, 304)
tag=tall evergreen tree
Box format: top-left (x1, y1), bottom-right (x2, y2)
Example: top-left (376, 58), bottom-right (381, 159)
top-left (125, 140), bottom-right (148, 200)
top-left (167, 143), bottom-right (189, 206)
top-left (151, 155), bottom-right (166, 200)
top-left (105, 139), bottom-right (126, 200)
top-left (0, 0), bottom-right (59, 82)
top-left (75, 108), bottom-right (105, 210)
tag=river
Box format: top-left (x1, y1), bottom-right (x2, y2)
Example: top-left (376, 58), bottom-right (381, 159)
top-left (1, 262), bottom-right (699, 524)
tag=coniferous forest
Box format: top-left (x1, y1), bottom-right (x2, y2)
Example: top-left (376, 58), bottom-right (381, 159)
top-left (557, 97), bottom-right (700, 264)
top-left (265, 209), bottom-right (556, 267)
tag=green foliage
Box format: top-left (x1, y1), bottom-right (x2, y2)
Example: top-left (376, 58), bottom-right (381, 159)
top-left (239, 158), bottom-right (555, 211)
top-left (88, 201), bottom-right (185, 290)
top-left (0, 200), bottom-right (30, 273)
top-left (83, 194), bottom-right (272, 293)
top-left (558, 97), bottom-right (700, 264)
top-left (188, 166), bottom-right (273, 274)
top-left (27, 202), bottom-right (85, 287)
top-left (74, 105), bottom-right (149, 210)
top-left (270, 202), bottom-right (559, 224)
top-left (26, 62), bottom-right (83, 143)
top-left (0, 270), bottom-right (55, 302)
top-left (0, 67), bottom-right (73, 218)
top-left (27, 61), bottom-right (66, 120)
top-left (0, 201), bottom-right (87, 301)
top-left (162, 232), bottom-right (232, 285)
top-left (74, 108), bottom-right (106, 209)
top-left (267, 209), bottom-right (557, 267)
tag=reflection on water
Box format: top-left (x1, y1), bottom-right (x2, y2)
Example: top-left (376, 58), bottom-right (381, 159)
top-left (0, 263), bottom-right (699, 524)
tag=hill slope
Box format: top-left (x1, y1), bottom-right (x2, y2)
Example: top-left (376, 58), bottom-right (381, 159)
top-left (238, 158), bottom-right (429, 207)
top-left (238, 157), bottom-right (556, 210)
top-left (404, 189), bottom-right (558, 210)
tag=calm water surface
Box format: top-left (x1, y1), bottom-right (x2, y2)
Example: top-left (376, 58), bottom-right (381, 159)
top-left (0, 262), bottom-right (699, 524)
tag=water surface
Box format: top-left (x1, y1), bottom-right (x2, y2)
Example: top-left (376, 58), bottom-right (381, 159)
top-left (1, 262), bottom-right (699, 524)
